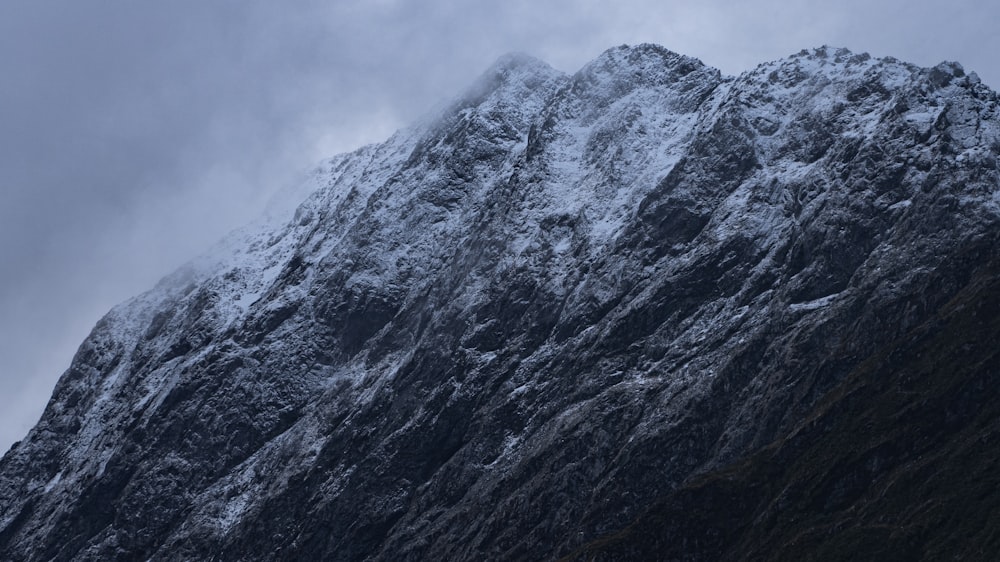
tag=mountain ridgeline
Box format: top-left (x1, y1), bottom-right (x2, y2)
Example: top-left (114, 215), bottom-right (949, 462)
top-left (2, 44), bottom-right (999, 560)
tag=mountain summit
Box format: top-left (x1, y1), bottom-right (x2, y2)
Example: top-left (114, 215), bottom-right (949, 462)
top-left (2, 44), bottom-right (999, 560)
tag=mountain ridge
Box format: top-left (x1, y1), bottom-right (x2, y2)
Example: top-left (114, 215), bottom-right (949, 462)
top-left (2, 43), bottom-right (999, 560)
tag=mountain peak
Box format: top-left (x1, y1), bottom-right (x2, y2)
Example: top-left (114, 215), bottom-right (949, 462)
top-left (601, 42), bottom-right (705, 67)
top-left (457, 51), bottom-right (564, 109)
top-left (485, 51), bottom-right (553, 75)
top-left (582, 42), bottom-right (713, 80)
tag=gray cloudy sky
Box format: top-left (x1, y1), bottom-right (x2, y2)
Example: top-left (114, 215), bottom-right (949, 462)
top-left (1, 0), bottom-right (995, 453)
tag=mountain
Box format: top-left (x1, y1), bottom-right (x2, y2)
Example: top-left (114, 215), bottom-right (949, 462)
top-left (2, 44), bottom-right (999, 561)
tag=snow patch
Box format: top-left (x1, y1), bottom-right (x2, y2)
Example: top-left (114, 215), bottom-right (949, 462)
top-left (217, 491), bottom-right (251, 532)
top-left (789, 292), bottom-right (841, 311)
top-left (43, 471), bottom-right (63, 493)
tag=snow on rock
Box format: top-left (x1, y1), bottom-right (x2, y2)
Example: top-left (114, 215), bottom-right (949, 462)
top-left (2, 44), bottom-right (1000, 562)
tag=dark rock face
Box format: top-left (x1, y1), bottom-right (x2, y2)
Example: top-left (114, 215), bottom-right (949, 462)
top-left (568, 254), bottom-right (1000, 562)
top-left (2, 44), bottom-right (999, 561)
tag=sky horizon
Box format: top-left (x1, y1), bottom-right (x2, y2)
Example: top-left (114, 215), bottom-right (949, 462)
top-left (2, 0), bottom-right (997, 453)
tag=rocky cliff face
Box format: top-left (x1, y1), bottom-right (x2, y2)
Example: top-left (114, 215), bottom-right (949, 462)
top-left (2, 44), bottom-right (999, 561)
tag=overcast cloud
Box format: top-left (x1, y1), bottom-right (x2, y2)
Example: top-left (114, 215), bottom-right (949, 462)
top-left (1, 0), bottom-right (996, 453)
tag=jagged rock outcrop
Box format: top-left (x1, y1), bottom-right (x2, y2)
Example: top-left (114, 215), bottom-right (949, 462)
top-left (2, 44), bottom-right (999, 561)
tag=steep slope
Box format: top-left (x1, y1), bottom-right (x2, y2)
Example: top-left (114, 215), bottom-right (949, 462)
top-left (2, 44), bottom-right (999, 561)
top-left (569, 254), bottom-right (1000, 561)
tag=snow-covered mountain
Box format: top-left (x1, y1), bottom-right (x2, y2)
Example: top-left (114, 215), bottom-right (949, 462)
top-left (3, 44), bottom-right (1000, 561)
